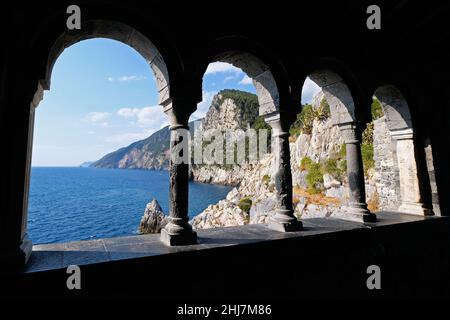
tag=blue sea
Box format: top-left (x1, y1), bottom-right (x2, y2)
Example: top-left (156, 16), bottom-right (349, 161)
top-left (28, 167), bottom-right (232, 244)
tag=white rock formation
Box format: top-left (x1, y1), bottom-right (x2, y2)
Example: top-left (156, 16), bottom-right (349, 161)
top-left (139, 199), bottom-right (168, 234)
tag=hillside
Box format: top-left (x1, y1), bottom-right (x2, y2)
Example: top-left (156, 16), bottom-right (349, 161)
top-left (91, 125), bottom-right (171, 170)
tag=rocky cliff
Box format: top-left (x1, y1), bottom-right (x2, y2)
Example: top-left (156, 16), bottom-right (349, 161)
top-left (191, 94), bottom-right (399, 229)
top-left (191, 116), bottom-right (349, 229)
top-left (190, 89), bottom-right (270, 185)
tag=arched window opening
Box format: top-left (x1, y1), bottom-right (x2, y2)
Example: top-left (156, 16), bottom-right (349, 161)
top-left (190, 58), bottom-right (275, 229)
top-left (296, 70), bottom-right (376, 223)
top-left (373, 85), bottom-right (433, 215)
top-left (186, 51), bottom-right (302, 232)
top-left (28, 38), bottom-right (170, 244)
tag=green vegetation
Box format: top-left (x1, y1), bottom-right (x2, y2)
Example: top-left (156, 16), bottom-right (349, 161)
top-left (339, 143), bottom-right (347, 158)
top-left (262, 174), bottom-right (271, 187)
top-left (217, 89), bottom-right (259, 111)
top-left (322, 157), bottom-right (346, 182)
top-left (359, 98), bottom-right (385, 174)
top-left (300, 156), bottom-right (314, 171)
top-left (293, 97), bottom-right (382, 193)
top-left (300, 148), bottom-right (347, 194)
top-left (371, 98), bottom-right (384, 121)
top-left (306, 161), bottom-right (324, 194)
top-left (361, 143), bottom-right (375, 175)
top-left (289, 98), bottom-right (331, 138)
top-left (238, 197), bottom-right (253, 214)
top-left (300, 156), bottom-right (324, 194)
top-left (318, 97), bottom-right (331, 121)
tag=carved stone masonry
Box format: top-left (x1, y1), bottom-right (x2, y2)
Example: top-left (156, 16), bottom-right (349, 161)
top-left (265, 113), bottom-right (303, 232)
top-left (390, 129), bottom-right (433, 216)
top-left (339, 122), bottom-right (377, 223)
top-left (160, 100), bottom-right (197, 246)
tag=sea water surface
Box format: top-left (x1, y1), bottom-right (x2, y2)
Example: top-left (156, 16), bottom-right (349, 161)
top-left (28, 167), bottom-right (232, 244)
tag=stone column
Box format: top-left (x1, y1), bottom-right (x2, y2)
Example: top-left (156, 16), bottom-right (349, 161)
top-left (391, 129), bottom-right (433, 215)
top-left (339, 122), bottom-right (377, 223)
top-left (265, 113), bottom-right (303, 232)
top-left (160, 100), bottom-right (197, 246)
top-left (1, 82), bottom-right (42, 271)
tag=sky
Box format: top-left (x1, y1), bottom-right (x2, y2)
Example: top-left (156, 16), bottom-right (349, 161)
top-left (32, 38), bottom-right (320, 166)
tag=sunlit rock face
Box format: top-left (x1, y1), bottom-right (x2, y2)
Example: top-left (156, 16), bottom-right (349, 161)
top-left (192, 92), bottom-right (401, 230)
top-left (139, 199), bottom-right (168, 234)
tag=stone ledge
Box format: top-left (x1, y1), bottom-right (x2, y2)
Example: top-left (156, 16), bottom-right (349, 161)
top-left (24, 211), bottom-right (443, 274)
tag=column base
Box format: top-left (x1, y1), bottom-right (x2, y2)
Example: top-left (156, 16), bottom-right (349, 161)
top-left (341, 205), bottom-right (377, 223)
top-left (398, 202), bottom-right (434, 216)
top-left (21, 237), bottom-right (33, 263)
top-left (160, 227), bottom-right (197, 246)
top-left (1, 236), bottom-right (33, 273)
top-left (267, 210), bottom-right (303, 232)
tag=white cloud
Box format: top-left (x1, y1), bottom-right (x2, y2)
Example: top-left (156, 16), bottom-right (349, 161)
top-left (105, 130), bottom-right (153, 144)
top-left (117, 108), bottom-right (140, 118)
top-left (190, 91), bottom-right (217, 121)
top-left (224, 75), bottom-right (235, 83)
top-left (109, 106), bottom-right (170, 146)
top-left (204, 62), bottom-right (243, 76)
top-left (87, 131), bottom-right (96, 135)
top-left (117, 105), bottom-right (168, 130)
top-left (239, 75), bottom-right (253, 85)
top-left (107, 75), bottom-right (147, 82)
top-left (302, 77), bottom-right (321, 104)
top-left (83, 112), bottom-right (110, 127)
top-left (118, 75), bottom-right (147, 82)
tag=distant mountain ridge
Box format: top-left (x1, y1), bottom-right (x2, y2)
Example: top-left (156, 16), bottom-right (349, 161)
top-left (91, 125), bottom-right (171, 170)
top-left (80, 161), bottom-right (94, 168)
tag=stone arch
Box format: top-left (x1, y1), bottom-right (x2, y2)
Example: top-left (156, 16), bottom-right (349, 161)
top-left (21, 21), bottom-right (173, 253)
top-left (374, 85), bottom-right (413, 133)
top-left (197, 50), bottom-right (303, 232)
top-left (373, 85), bottom-right (432, 215)
top-left (305, 69), bottom-right (376, 223)
top-left (308, 69), bottom-right (357, 125)
top-left (42, 20), bottom-right (170, 106)
top-left (209, 51), bottom-right (280, 117)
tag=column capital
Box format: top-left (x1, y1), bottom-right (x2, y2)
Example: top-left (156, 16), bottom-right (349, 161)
top-left (163, 98), bottom-right (197, 130)
top-left (263, 111), bottom-right (294, 133)
top-left (390, 128), bottom-right (414, 140)
top-left (338, 121), bottom-right (362, 144)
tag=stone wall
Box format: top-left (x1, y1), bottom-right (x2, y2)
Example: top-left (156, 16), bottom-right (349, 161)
top-left (373, 116), bottom-right (401, 211)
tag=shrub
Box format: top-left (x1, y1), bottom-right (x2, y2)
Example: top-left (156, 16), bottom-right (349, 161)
top-left (317, 97), bottom-right (331, 121)
top-left (371, 98), bottom-right (384, 121)
top-left (298, 104), bottom-right (316, 135)
top-left (300, 156), bottom-right (314, 171)
top-left (339, 159), bottom-right (347, 176)
top-left (306, 162), bottom-right (324, 194)
top-left (322, 158), bottom-right (346, 182)
top-left (289, 101), bottom-right (331, 138)
top-left (361, 143), bottom-right (374, 174)
top-left (238, 197), bottom-right (253, 214)
top-left (339, 143), bottom-right (347, 158)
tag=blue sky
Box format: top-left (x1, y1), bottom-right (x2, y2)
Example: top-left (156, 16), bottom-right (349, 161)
top-left (32, 38), bottom-right (320, 166)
